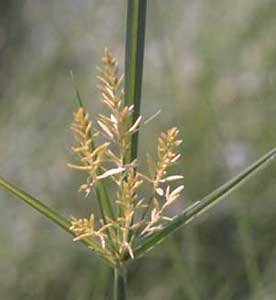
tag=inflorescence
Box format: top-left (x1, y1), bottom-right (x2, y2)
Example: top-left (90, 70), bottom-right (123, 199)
top-left (68, 49), bottom-right (183, 264)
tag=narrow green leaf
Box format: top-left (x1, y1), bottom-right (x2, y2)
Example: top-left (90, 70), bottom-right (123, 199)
top-left (0, 176), bottom-right (70, 231)
top-left (133, 148), bottom-right (276, 258)
top-left (124, 0), bottom-right (147, 163)
top-left (0, 176), bottom-right (116, 267)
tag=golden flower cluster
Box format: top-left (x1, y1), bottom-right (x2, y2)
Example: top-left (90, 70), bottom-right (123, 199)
top-left (68, 49), bottom-right (183, 263)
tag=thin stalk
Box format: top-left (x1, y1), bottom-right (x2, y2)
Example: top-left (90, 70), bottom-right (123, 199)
top-left (114, 267), bottom-right (127, 300)
top-left (124, 0), bottom-right (147, 164)
top-left (133, 147), bottom-right (276, 257)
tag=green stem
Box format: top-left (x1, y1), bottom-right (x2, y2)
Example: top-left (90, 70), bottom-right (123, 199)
top-left (124, 0), bottom-right (147, 164)
top-left (113, 267), bottom-right (127, 300)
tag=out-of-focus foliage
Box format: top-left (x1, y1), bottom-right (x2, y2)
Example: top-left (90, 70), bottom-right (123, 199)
top-left (0, 1), bottom-right (276, 299)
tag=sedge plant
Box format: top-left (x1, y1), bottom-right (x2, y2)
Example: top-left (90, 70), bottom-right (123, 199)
top-left (0, 1), bottom-right (276, 299)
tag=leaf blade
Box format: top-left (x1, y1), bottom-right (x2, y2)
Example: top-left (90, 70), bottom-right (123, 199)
top-left (0, 176), bottom-right (70, 230)
top-left (133, 148), bottom-right (276, 258)
top-left (0, 176), bottom-right (116, 267)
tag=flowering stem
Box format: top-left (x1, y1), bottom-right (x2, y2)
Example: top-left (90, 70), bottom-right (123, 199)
top-left (124, 0), bottom-right (147, 164)
top-left (114, 267), bottom-right (127, 300)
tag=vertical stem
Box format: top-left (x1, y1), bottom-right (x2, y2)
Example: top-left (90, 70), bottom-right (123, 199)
top-left (114, 267), bottom-right (127, 300)
top-left (124, 0), bottom-right (147, 164)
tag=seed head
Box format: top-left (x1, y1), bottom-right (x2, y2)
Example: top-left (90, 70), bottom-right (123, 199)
top-left (67, 49), bottom-right (184, 264)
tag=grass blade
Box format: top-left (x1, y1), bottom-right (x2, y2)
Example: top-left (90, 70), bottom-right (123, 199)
top-left (0, 176), bottom-right (116, 267)
top-left (0, 176), bottom-right (70, 231)
top-left (124, 0), bottom-right (147, 163)
top-left (133, 148), bottom-right (276, 257)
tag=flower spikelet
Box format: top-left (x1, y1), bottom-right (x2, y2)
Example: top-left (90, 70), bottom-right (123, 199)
top-left (107, 167), bottom-right (144, 259)
top-left (67, 107), bottom-right (110, 195)
top-left (154, 127), bottom-right (182, 193)
top-left (70, 214), bottom-right (110, 249)
top-left (142, 128), bottom-right (183, 236)
top-left (97, 49), bottom-right (141, 163)
top-left (117, 168), bottom-right (143, 225)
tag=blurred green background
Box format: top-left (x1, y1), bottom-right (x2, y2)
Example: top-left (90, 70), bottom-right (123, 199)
top-left (0, 1), bottom-right (276, 299)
